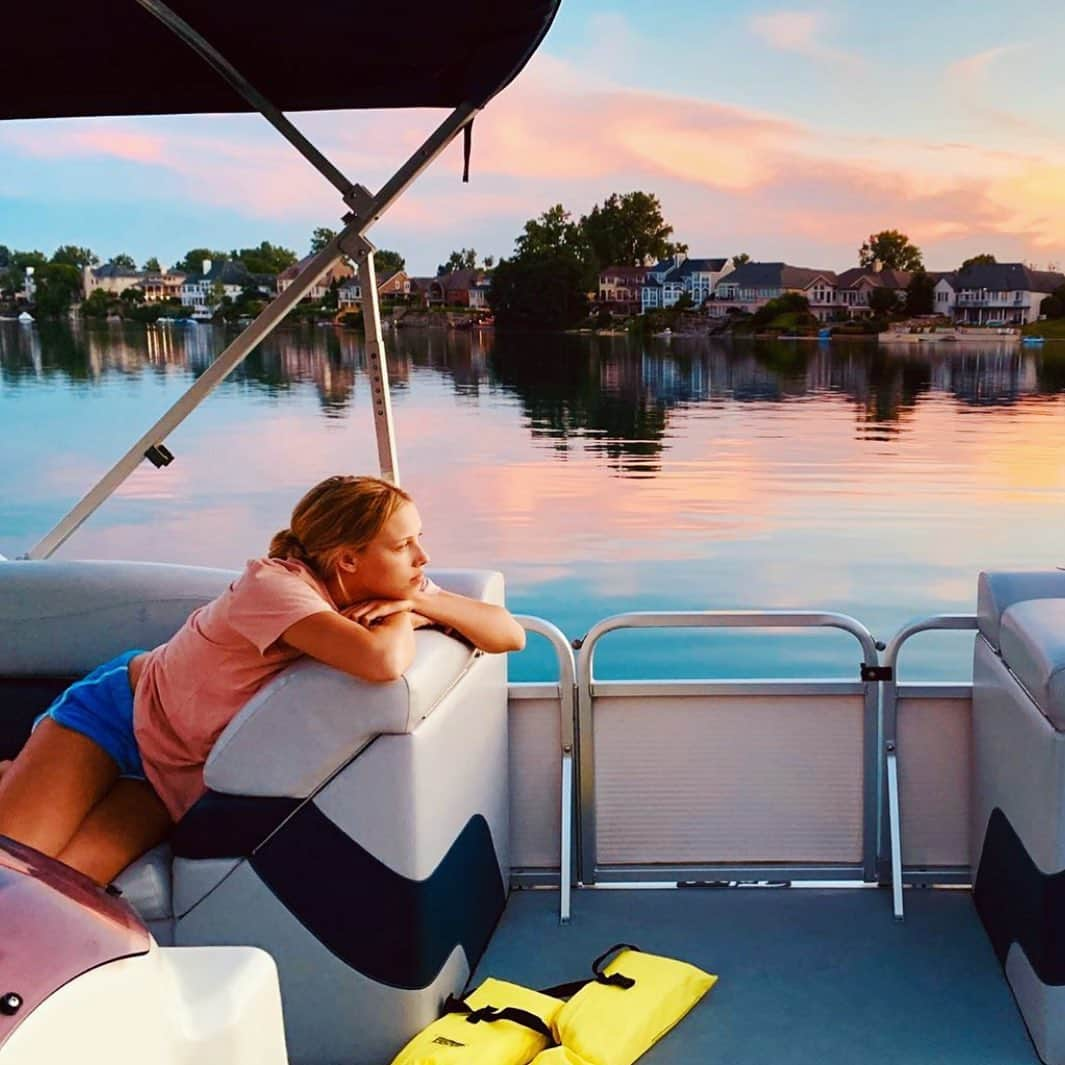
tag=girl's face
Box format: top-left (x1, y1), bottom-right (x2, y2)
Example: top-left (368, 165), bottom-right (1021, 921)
top-left (343, 501), bottom-right (430, 601)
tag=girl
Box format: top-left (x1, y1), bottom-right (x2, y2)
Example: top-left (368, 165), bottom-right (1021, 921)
top-left (0, 475), bottom-right (525, 885)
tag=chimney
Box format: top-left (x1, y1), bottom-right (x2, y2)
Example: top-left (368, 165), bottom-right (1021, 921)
top-left (202, 258), bottom-right (212, 277)
top-left (872, 258), bottom-right (883, 273)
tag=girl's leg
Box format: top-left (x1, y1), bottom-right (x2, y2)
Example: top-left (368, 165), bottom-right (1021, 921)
top-left (58, 779), bottom-right (172, 885)
top-left (0, 719), bottom-right (119, 857)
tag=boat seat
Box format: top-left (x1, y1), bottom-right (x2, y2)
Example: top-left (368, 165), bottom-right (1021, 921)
top-left (972, 571), bottom-right (1065, 1065)
top-left (113, 842), bottom-right (172, 922)
top-left (998, 598), bottom-right (1065, 730)
top-left (976, 569), bottom-right (1065, 652)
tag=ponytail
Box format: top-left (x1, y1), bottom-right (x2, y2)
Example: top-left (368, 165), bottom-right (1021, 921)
top-left (268, 527), bottom-right (310, 563)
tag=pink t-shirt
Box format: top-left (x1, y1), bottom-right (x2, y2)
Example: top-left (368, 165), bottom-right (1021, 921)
top-left (133, 558), bottom-right (337, 821)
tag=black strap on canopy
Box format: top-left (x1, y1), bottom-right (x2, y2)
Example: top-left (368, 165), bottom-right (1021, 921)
top-left (2, 1), bottom-right (561, 120)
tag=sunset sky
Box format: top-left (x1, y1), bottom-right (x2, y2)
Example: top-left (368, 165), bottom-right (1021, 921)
top-left (3, 1), bottom-right (1064, 275)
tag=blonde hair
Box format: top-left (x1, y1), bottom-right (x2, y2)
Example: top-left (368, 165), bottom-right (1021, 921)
top-left (269, 475), bottom-right (412, 576)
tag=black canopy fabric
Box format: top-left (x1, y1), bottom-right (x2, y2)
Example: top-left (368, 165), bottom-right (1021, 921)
top-left (2, 1), bottom-right (561, 120)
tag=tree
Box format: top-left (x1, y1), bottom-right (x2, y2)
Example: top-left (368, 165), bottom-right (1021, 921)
top-left (120, 286), bottom-right (144, 303)
top-left (1039, 284), bottom-right (1065, 319)
top-left (489, 204), bottom-right (593, 330)
top-left (310, 227), bottom-right (337, 254)
top-left (674, 292), bottom-right (695, 311)
top-left (51, 245), bottom-right (99, 269)
top-left (437, 248), bottom-right (478, 276)
top-left (859, 230), bottom-right (923, 271)
top-left (579, 191), bottom-right (685, 271)
top-left (483, 255), bottom-right (495, 269)
top-left (232, 241), bottom-right (297, 275)
top-left (960, 253), bottom-right (997, 271)
top-left (732, 252), bottom-right (751, 268)
top-left (33, 263), bottom-right (82, 317)
top-left (905, 269), bottom-right (935, 316)
top-left (374, 249), bottom-right (406, 277)
top-left (82, 288), bottom-right (112, 318)
top-left (177, 248), bottom-right (226, 274)
top-left (109, 253), bottom-right (137, 270)
top-left (0, 245), bottom-right (11, 269)
top-left (751, 291), bottom-right (811, 328)
top-left (867, 286), bottom-right (899, 316)
top-left (142, 256), bottom-right (161, 272)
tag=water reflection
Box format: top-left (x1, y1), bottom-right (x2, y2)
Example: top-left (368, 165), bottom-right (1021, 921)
top-left (4, 324), bottom-right (1065, 470)
top-left (5, 321), bottom-right (1065, 682)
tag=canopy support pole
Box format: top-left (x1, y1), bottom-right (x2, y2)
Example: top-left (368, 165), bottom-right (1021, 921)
top-left (26, 102), bottom-right (476, 559)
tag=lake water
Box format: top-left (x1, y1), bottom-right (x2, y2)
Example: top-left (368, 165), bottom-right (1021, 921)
top-left (3, 320), bottom-right (1064, 683)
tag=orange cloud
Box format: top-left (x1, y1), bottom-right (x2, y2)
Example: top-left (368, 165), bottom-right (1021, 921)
top-left (748, 9), bottom-right (863, 71)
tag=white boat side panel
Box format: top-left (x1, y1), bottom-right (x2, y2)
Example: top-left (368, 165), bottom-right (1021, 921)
top-left (2, 941), bottom-right (286, 1065)
top-left (313, 650), bottom-right (509, 880)
top-left (113, 841), bottom-right (172, 921)
top-left (897, 696), bottom-right (972, 867)
top-left (172, 856), bottom-right (241, 916)
top-left (1006, 942), bottom-right (1065, 1065)
top-left (176, 862), bottom-right (469, 1065)
top-left (508, 694), bottom-right (562, 869)
top-left (594, 694), bottom-right (864, 864)
top-left (973, 638), bottom-right (1065, 874)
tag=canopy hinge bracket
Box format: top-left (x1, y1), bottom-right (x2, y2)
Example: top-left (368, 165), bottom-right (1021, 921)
top-left (144, 444), bottom-right (175, 469)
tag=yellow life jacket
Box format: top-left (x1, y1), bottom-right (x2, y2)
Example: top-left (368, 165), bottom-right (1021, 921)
top-left (389, 978), bottom-right (562, 1065)
top-left (546, 943), bottom-right (717, 1065)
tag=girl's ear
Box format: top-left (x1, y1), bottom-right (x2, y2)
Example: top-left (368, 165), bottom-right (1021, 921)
top-left (334, 548), bottom-right (359, 574)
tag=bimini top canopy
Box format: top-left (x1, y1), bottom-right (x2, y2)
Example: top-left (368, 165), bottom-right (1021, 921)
top-left (2, 0), bottom-right (561, 120)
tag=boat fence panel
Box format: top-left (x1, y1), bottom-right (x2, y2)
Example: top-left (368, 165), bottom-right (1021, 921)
top-left (896, 690), bottom-right (972, 871)
top-left (592, 688), bottom-right (865, 866)
top-left (509, 617), bottom-right (576, 922)
top-left (507, 685), bottom-right (563, 874)
top-left (577, 612), bottom-right (882, 885)
top-left (883, 616), bottom-right (979, 919)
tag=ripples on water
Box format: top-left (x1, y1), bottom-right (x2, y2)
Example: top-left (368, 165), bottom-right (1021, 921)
top-left (2, 320), bottom-right (1064, 682)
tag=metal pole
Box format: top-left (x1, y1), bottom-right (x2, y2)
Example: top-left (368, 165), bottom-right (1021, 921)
top-left (515, 615), bottom-right (576, 925)
top-left (134, 0), bottom-right (356, 200)
top-left (351, 243), bottom-right (399, 484)
top-left (27, 240), bottom-right (345, 559)
top-left (27, 103), bottom-right (477, 559)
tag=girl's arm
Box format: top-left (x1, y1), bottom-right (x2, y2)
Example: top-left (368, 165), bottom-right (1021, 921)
top-left (281, 607), bottom-right (416, 682)
top-left (410, 587), bottom-right (526, 654)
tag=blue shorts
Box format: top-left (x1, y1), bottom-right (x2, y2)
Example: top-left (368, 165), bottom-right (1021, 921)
top-left (34, 650), bottom-right (147, 779)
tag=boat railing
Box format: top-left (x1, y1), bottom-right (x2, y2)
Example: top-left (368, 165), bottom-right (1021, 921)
top-left (509, 609), bottom-right (980, 925)
top-left (882, 614), bottom-right (979, 919)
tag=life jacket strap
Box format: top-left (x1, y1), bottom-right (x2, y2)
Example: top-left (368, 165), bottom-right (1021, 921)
top-left (442, 994), bottom-right (554, 1039)
top-left (539, 942), bottom-right (640, 998)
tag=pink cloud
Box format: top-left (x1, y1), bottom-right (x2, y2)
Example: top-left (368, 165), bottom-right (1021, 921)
top-left (748, 10), bottom-right (863, 71)
top-left (4, 43), bottom-right (1065, 267)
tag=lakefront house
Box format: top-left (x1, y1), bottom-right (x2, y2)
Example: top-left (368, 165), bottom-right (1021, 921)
top-left (180, 258), bottom-right (262, 317)
top-left (933, 263), bottom-right (1065, 325)
top-left (710, 262), bottom-right (840, 321)
top-left (640, 255), bottom-right (733, 311)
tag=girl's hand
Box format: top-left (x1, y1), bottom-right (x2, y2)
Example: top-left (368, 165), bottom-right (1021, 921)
top-left (342, 598), bottom-right (413, 627)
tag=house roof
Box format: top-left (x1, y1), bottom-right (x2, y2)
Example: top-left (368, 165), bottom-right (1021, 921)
top-left (721, 262), bottom-right (839, 289)
top-left (947, 263), bottom-right (1065, 293)
top-left (674, 258), bottom-right (728, 276)
top-left (835, 267), bottom-right (913, 290)
top-left (277, 254), bottom-right (353, 284)
top-left (183, 259), bottom-right (256, 286)
top-left (92, 263), bottom-right (144, 280)
top-left (438, 268), bottom-right (488, 289)
top-left (599, 266), bottom-right (650, 281)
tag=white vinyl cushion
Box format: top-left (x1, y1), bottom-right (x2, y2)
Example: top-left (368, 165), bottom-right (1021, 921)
top-left (998, 598), bottom-right (1065, 731)
top-left (977, 570), bottom-right (1065, 652)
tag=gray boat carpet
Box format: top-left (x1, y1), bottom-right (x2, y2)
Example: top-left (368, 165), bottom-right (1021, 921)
top-left (472, 886), bottom-right (1037, 1065)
